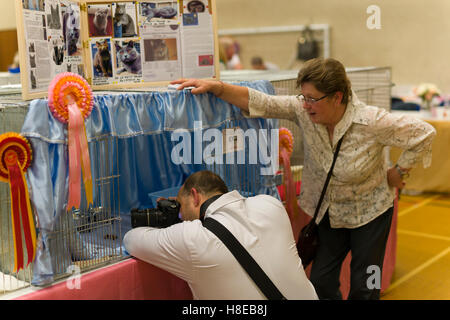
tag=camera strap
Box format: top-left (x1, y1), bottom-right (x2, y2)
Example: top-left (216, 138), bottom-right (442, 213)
top-left (199, 194), bottom-right (223, 222)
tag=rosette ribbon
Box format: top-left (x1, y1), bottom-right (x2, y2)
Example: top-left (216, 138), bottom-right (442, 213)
top-left (48, 72), bottom-right (94, 211)
top-left (279, 127), bottom-right (299, 220)
top-left (0, 133), bottom-right (36, 272)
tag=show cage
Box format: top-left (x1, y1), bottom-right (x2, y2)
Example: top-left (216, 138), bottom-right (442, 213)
top-left (46, 134), bottom-right (122, 282)
top-left (0, 95), bottom-right (34, 294)
top-left (1, 96), bottom-right (123, 295)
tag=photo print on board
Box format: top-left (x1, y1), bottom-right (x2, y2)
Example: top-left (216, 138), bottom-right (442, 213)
top-left (28, 42), bottom-right (35, 53)
top-left (143, 38), bottom-right (177, 62)
top-left (30, 69), bottom-right (37, 89)
top-left (23, 0), bottom-right (45, 12)
top-left (92, 39), bottom-right (113, 78)
top-left (182, 12), bottom-right (198, 26)
top-left (114, 39), bottom-right (142, 76)
top-left (198, 54), bottom-right (213, 67)
top-left (139, 1), bottom-right (178, 26)
top-left (113, 2), bottom-right (138, 38)
top-left (46, 0), bottom-right (62, 30)
top-left (42, 14), bottom-right (47, 40)
top-left (88, 4), bottom-right (113, 37)
top-left (61, 2), bottom-right (81, 56)
top-left (48, 35), bottom-right (65, 66)
top-left (186, 0), bottom-right (205, 13)
top-left (29, 53), bottom-right (36, 68)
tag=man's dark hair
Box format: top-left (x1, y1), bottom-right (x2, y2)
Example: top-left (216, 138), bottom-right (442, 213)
top-left (181, 170), bottom-right (228, 196)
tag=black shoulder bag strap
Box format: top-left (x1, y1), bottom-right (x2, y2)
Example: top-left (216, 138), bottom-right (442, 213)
top-left (202, 217), bottom-right (286, 300)
top-left (311, 134), bottom-right (345, 224)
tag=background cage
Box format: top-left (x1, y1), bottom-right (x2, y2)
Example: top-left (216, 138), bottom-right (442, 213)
top-left (218, 24), bottom-right (330, 71)
top-left (222, 67), bottom-right (393, 168)
top-left (201, 117), bottom-right (280, 199)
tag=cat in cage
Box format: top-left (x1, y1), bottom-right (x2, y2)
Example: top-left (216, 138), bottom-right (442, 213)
top-left (115, 40), bottom-right (142, 75)
top-left (113, 3), bottom-right (137, 38)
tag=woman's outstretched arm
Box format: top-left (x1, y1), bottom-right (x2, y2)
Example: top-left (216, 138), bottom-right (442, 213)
top-left (171, 78), bottom-right (249, 112)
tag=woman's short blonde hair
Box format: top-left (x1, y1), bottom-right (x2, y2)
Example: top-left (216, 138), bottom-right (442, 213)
top-left (296, 58), bottom-right (352, 106)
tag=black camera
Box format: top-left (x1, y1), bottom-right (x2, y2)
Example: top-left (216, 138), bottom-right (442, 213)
top-left (131, 199), bottom-right (182, 228)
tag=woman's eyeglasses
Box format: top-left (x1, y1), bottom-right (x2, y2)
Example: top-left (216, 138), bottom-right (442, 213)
top-left (297, 94), bottom-right (328, 105)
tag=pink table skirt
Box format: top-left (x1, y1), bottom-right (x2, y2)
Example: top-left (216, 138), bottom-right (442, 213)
top-left (15, 258), bottom-right (193, 300)
top-left (16, 185), bottom-right (396, 300)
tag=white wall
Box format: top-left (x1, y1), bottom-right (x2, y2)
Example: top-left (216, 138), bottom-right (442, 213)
top-left (216, 0), bottom-right (450, 93)
top-left (0, 0), bottom-right (17, 30)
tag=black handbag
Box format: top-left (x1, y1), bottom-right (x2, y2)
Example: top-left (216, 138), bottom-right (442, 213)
top-left (296, 26), bottom-right (319, 61)
top-left (297, 135), bottom-right (345, 268)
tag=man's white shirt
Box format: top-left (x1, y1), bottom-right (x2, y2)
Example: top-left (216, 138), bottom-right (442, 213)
top-left (124, 190), bottom-right (318, 300)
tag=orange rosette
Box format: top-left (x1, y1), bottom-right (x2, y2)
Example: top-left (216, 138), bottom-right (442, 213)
top-left (48, 72), bottom-right (94, 211)
top-left (278, 127), bottom-right (299, 220)
top-left (0, 132), bottom-right (36, 272)
top-left (48, 72), bottom-right (94, 123)
top-left (279, 127), bottom-right (294, 165)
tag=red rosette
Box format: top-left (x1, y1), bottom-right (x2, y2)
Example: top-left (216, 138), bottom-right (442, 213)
top-left (0, 132), bottom-right (35, 271)
top-left (0, 132), bottom-right (32, 183)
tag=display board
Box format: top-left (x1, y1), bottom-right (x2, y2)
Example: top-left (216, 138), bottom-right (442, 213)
top-left (15, 0), bottom-right (219, 100)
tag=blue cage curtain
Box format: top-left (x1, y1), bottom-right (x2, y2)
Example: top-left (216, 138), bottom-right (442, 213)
top-left (20, 80), bottom-right (280, 285)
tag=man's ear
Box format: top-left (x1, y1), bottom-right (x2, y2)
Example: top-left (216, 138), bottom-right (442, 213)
top-left (191, 188), bottom-right (200, 207)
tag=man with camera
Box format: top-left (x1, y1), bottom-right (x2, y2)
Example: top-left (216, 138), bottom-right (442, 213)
top-left (123, 170), bottom-right (318, 300)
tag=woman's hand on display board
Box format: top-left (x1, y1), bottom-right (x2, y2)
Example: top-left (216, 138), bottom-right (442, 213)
top-left (171, 78), bottom-right (250, 112)
top-left (170, 78), bottom-right (224, 97)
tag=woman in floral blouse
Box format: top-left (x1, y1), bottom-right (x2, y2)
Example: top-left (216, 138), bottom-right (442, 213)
top-left (171, 58), bottom-right (436, 300)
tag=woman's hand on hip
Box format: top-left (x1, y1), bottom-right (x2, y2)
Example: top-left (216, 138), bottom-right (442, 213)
top-left (387, 166), bottom-right (406, 189)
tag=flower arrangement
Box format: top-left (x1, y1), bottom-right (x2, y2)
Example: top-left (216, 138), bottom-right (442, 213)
top-left (414, 83), bottom-right (441, 109)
